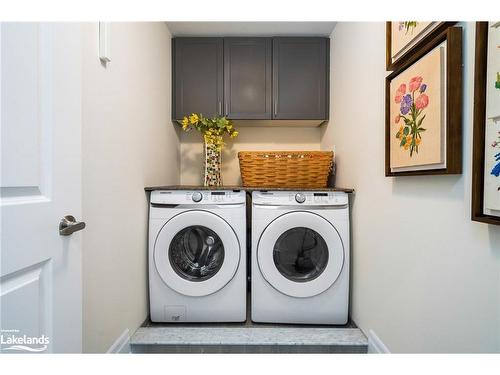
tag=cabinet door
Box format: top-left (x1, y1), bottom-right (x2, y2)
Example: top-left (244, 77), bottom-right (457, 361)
top-left (273, 37), bottom-right (329, 120)
top-left (173, 38), bottom-right (223, 119)
top-left (224, 38), bottom-right (272, 119)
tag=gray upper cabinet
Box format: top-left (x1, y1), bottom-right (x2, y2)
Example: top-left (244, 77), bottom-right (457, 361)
top-left (272, 37), bottom-right (329, 120)
top-left (173, 38), bottom-right (223, 119)
top-left (172, 36), bottom-right (329, 123)
top-left (224, 38), bottom-right (272, 119)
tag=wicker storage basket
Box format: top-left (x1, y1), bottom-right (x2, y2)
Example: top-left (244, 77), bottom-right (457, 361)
top-left (238, 151), bottom-right (334, 188)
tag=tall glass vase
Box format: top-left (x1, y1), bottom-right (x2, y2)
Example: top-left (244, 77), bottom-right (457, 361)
top-left (204, 142), bottom-right (222, 187)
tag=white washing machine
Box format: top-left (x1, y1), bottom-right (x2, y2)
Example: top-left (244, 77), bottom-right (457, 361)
top-left (149, 190), bottom-right (246, 322)
top-left (251, 190), bottom-right (349, 324)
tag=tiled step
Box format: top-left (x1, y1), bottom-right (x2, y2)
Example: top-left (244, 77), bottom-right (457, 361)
top-left (130, 326), bottom-right (368, 353)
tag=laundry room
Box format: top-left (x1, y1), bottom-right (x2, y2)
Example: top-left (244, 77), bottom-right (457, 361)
top-left (1, 1), bottom-right (500, 373)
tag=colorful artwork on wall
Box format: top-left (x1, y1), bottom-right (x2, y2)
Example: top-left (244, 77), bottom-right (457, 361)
top-left (483, 22), bottom-right (500, 216)
top-left (472, 22), bottom-right (500, 225)
top-left (389, 47), bottom-right (443, 171)
top-left (385, 26), bottom-right (462, 176)
top-left (391, 21), bottom-right (432, 59)
top-left (386, 22), bottom-right (455, 70)
top-left (393, 76), bottom-right (430, 157)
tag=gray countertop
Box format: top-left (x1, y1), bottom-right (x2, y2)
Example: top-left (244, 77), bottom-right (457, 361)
top-left (130, 326), bottom-right (367, 353)
top-left (144, 185), bottom-right (354, 193)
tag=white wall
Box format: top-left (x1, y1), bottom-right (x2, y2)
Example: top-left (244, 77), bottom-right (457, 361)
top-left (180, 127), bottom-right (321, 185)
top-left (321, 22), bottom-right (500, 353)
top-left (81, 22), bottom-right (180, 352)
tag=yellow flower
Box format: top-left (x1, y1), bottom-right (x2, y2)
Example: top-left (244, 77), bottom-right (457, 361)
top-left (189, 113), bottom-right (199, 124)
top-left (183, 114), bottom-right (237, 151)
top-left (403, 135), bottom-right (412, 150)
top-left (397, 126), bottom-right (403, 139)
top-left (416, 138), bottom-right (421, 146)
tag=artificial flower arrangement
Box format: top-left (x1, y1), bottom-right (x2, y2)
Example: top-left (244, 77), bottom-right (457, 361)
top-left (394, 75), bottom-right (429, 157)
top-left (181, 113), bottom-right (238, 186)
top-left (181, 113), bottom-right (238, 150)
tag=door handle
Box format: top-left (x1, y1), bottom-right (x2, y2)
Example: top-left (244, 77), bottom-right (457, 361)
top-left (59, 215), bottom-right (86, 236)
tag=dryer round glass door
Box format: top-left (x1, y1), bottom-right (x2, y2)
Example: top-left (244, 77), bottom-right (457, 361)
top-left (273, 227), bottom-right (329, 282)
top-left (257, 212), bottom-right (344, 298)
top-left (154, 210), bottom-right (240, 297)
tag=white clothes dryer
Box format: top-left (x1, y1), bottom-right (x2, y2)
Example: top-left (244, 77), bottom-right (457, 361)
top-left (251, 190), bottom-right (349, 324)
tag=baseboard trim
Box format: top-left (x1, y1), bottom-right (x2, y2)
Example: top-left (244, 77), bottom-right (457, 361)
top-left (107, 328), bottom-right (131, 354)
top-left (367, 330), bottom-right (390, 353)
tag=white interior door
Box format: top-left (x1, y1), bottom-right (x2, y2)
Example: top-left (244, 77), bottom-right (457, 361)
top-left (0, 23), bottom-right (82, 353)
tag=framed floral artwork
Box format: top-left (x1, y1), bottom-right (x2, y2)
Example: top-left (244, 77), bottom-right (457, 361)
top-left (385, 26), bottom-right (462, 176)
top-left (386, 21), bottom-right (456, 70)
top-left (472, 22), bottom-right (500, 225)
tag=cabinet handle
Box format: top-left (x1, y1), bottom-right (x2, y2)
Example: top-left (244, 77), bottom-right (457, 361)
top-left (218, 101), bottom-right (222, 116)
top-left (225, 102), bottom-right (228, 117)
top-left (274, 102), bottom-right (277, 117)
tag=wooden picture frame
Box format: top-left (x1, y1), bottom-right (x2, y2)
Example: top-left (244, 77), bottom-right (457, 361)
top-left (471, 22), bottom-right (500, 225)
top-left (386, 22), bottom-right (456, 71)
top-left (385, 26), bottom-right (462, 177)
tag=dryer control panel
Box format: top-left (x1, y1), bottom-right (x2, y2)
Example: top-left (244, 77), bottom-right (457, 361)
top-left (151, 190), bottom-right (246, 205)
top-left (252, 191), bottom-right (348, 206)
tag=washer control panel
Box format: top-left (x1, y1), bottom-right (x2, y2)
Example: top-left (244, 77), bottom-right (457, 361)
top-left (252, 191), bottom-right (349, 206)
top-left (151, 190), bottom-right (246, 205)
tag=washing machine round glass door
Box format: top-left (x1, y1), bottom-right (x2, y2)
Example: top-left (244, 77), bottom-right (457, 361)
top-left (154, 210), bottom-right (240, 297)
top-left (257, 211), bottom-right (344, 298)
